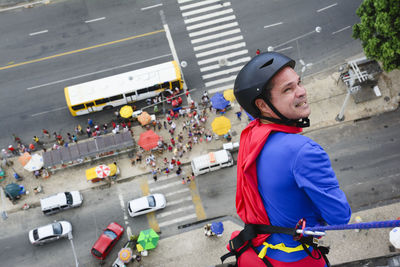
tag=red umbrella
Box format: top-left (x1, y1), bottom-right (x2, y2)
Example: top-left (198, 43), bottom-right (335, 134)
top-left (95, 164), bottom-right (111, 178)
top-left (138, 130), bottom-right (160, 151)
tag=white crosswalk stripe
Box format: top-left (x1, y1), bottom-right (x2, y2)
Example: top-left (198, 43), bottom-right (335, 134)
top-left (179, 0), bottom-right (250, 90)
top-left (158, 214), bottom-right (197, 227)
top-left (182, 2), bottom-right (231, 17)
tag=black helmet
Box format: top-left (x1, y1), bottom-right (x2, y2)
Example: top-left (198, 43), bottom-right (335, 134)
top-left (234, 52), bottom-right (309, 127)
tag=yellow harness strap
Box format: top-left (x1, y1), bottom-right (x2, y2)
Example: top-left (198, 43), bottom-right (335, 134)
top-left (258, 242), bottom-right (309, 259)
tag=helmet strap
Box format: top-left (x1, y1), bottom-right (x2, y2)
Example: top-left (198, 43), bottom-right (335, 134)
top-left (259, 96), bottom-right (310, 128)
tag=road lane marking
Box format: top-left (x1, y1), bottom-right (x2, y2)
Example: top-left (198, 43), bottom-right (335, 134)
top-left (202, 65), bottom-right (244, 80)
top-left (29, 30), bottom-right (48, 36)
top-left (27, 53), bottom-right (171, 90)
top-left (332, 26), bottom-right (351, 35)
top-left (141, 3), bottom-right (163, 10)
top-left (140, 178), bottom-right (160, 232)
top-left (184, 9), bottom-right (233, 24)
top-left (178, 0), bottom-right (196, 4)
top-left (200, 57), bottom-right (250, 72)
top-left (156, 205), bottom-right (194, 218)
top-left (191, 28), bottom-right (241, 44)
top-left (205, 75), bottom-right (236, 87)
top-left (150, 180), bottom-right (181, 192)
top-left (84, 17), bottom-right (106, 23)
top-left (31, 106), bottom-right (67, 117)
top-left (167, 196), bottom-right (192, 206)
top-left (197, 50), bottom-right (248, 65)
top-left (118, 193), bottom-right (132, 238)
top-left (165, 188), bottom-right (190, 197)
top-left (182, 2), bottom-right (230, 17)
top-left (208, 83), bottom-right (234, 94)
top-left (193, 35), bottom-right (243, 51)
top-left (189, 22), bottom-right (238, 37)
top-left (0, 0), bottom-right (48, 13)
top-left (189, 180), bottom-right (206, 220)
top-left (186, 15), bottom-right (236, 31)
top-left (195, 43), bottom-right (246, 58)
top-left (276, 46), bottom-right (293, 52)
top-left (0, 29), bottom-right (165, 71)
top-left (158, 214), bottom-right (197, 227)
top-left (317, 3), bottom-right (338, 12)
top-left (263, 22), bottom-right (283, 29)
top-left (180, 0), bottom-right (221, 10)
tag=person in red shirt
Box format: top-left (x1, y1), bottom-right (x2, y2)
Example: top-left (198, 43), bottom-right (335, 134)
top-left (170, 138), bottom-right (175, 146)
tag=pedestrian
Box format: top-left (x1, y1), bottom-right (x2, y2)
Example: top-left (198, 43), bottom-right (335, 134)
top-left (176, 159), bottom-right (181, 167)
top-left (77, 124), bottom-right (83, 135)
top-left (163, 157), bottom-right (169, 166)
top-left (168, 145), bottom-right (172, 153)
top-left (103, 123), bottom-right (108, 134)
top-left (163, 121), bottom-right (167, 130)
top-left (154, 105), bottom-right (159, 113)
top-left (157, 120), bottom-right (162, 131)
top-left (33, 136), bottom-right (41, 144)
top-left (186, 176), bottom-right (191, 184)
top-left (67, 133), bottom-right (73, 142)
top-left (191, 171), bottom-right (195, 181)
top-left (181, 177), bottom-right (186, 184)
top-left (229, 52), bottom-right (351, 265)
top-left (94, 124), bottom-right (100, 132)
top-left (88, 118), bottom-right (94, 128)
top-left (86, 127), bottom-right (92, 138)
top-left (72, 134), bottom-right (78, 143)
top-left (8, 145), bottom-right (17, 155)
top-left (236, 111), bottom-right (242, 120)
top-left (167, 116), bottom-right (172, 125)
top-left (170, 138), bottom-right (175, 147)
top-left (42, 129), bottom-right (50, 138)
top-left (112, 121), bottom-right (116, 129)
top-left (165, 167), bottom-right (170, 176)
top-left (12, 134), bottom-right (21, 144)
top-left (256, 48), bottom-right (261, 55)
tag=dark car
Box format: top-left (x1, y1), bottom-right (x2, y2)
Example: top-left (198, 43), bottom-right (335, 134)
top-left (91, 222), bottom-right (124, 260)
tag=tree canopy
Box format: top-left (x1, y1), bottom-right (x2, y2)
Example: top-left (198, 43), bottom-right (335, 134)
top-left (353, 0), bottom-right (400, 72)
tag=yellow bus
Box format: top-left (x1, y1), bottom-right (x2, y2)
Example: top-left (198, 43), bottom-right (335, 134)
top-left (64, 61), bottom-right (182, 116)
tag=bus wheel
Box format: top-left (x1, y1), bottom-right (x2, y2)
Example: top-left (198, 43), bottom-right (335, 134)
top-left (103, 106), bottom-right (113, 111)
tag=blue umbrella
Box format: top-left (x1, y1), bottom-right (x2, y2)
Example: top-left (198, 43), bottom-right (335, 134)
top-left (211, 222), bottom-right (224, 235)
top-left (211, 93), bottom-right (230, 110)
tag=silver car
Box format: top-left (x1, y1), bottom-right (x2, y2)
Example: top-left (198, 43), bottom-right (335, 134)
top-left (127, 193), bottom-right (166, 217)
top-left (29, 221), bottom-right (72, 245)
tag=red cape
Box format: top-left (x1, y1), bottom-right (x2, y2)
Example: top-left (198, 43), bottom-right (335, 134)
top-left (236, 120), bottom-right (302, 246)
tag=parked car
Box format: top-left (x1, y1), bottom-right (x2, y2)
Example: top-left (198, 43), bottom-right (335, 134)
top-left (40, 191), bottom-right (83, 215)
top-left (127, 193), bottom-right (166, 217)
top-left (91, 222), bottom-right (124, 260)
top-left (28, 220), bottom-right (72, 246)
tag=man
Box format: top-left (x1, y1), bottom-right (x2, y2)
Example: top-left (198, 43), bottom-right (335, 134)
top-left (230, 52), bottom-right (351, 266)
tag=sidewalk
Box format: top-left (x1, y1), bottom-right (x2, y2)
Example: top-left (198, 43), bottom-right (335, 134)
top-left (1, 54), bottom-right (400, 266)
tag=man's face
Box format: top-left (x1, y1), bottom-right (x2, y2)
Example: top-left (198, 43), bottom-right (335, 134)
top-left (268, 66), bottom-right (310, 120)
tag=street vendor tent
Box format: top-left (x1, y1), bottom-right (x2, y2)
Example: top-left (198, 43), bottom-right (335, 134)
top-left (137, 111), bottom-right (152, 126)
top-left (138, 130), bottom-right (160, 151)
top-left (211, 92), bottom-right (230, 110)
top-left (211, 116), bottom-right (231, 135)
top-left (42, 131), bottom-right (134, 168)
top-left (18, 152), bottom-right (44, 171)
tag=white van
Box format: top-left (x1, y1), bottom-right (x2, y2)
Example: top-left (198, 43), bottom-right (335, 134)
top-left (40, 191), bottom-right (83, 215)
top-left (191, 149), bottom-right (234, 176)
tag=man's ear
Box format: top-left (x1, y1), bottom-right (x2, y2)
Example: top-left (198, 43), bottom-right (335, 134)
top-left (254, 98), bottom-right (272, 115)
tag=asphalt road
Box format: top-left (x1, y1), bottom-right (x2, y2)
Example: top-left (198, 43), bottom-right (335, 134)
top-left (0, 0), bottom-right (363, 150)
top-left (1, 108), bottom-right (400, 265)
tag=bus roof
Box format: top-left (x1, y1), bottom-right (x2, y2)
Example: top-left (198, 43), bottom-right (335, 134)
top-left (66, 61), bottom-right (179, 105)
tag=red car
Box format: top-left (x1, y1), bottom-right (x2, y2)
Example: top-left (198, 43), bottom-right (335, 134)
top-left (91, 222), bottom-right (124, 260)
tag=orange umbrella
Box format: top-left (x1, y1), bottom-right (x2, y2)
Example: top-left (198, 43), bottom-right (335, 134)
top-left (138, 130), bottom-right (160, 151)
top-left (137, 111), bottom-right (152, 126)
top-left (18, 152), bottom-right (31, 166)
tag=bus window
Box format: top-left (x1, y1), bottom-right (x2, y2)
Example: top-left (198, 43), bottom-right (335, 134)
top-left (161, 81), bottom-right (170, 89)
top-left (171, 80), bottom-right (181, 89)
top-left (85, 102), bottom-right (95, 108)
top-left (137, 88), bottom-right (148, 95)
top-left (109, 94), bottom-right (123, 101)
top-left (94, 98), bottom-right (109, 105)
top-left (125, 92), bottom-right (136, 97)
top-left (148, 85), bottom-right (158, 92)
top-left (72, 104), bottom-right (85, 111)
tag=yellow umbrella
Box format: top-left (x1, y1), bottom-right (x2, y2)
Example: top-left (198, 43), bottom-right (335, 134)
top-left (211, 116), bottom-right (231, 135)
top-left (137, 111), bottom-right (152, 126)
top-left (118, 247), bottom-right (133, 263)
top-left (120, 105), bottom-right (133, 118)
top-left (223, 89), bottom-right (235, 101)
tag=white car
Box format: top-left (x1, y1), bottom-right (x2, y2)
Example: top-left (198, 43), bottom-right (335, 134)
top-left (127, 193), bottom-right (166, 217)
top-left (29, 221), bottom-right (72, 246)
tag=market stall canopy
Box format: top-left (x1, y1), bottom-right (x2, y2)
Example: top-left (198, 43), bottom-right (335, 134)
top-left (24, 154), bottom-right (43, 171)
top-left (211, 92), bottom-right (230, 110)
top-left (18, 152), bottom-right (31, 167)
top-left (137, 111), bottom-right (152, 126)
top-left (211, 116), bottom-right (231, 135)
top-left (95, 164), bottom-right (111, 178)
top-left (120, 105), bottom-right (134, 119)
top-left (137, 228), bottom-right (159, 250)
top-left (223, 89), bottom-right (235, 102)
top-left (138, 130), bottom-right (160, 151)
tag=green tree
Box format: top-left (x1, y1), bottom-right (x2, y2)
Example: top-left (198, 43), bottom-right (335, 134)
top-left (353, 0), bottom-right (400, 71)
